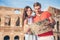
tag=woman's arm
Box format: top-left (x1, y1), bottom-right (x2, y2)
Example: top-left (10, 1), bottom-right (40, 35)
top-left (24, 19), bottom-right (28, 25)
top-left (24, 19), bottom-right (32, 34)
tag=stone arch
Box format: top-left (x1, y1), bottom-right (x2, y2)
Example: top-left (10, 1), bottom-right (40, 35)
top-left (14, 35), bottom-right (19, 40)
top-left (4, 15), bottom-right (11, 26)
top-left (4, 35), bottom-right (10, 40)
top-left (16, 16), bottom-right (20, 26)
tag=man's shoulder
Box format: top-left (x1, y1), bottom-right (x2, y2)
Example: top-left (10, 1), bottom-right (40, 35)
top-left (42, 11), bottom-right (51, 15)
top-left (43, 11), bottom-right (51, 14)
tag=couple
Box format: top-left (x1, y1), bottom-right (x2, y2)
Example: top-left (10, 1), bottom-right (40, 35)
top-left (23, 2), bottom-right (55, 40)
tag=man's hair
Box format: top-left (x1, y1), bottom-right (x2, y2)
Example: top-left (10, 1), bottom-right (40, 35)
top-left (33, 2), bottom-right (41, 8)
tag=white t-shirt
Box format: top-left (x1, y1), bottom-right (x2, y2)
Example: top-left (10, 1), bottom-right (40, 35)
top-left (27, 16), bottom-right (33, 25)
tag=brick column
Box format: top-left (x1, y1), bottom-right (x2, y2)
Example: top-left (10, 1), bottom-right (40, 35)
top-left (11, 15), bottom-right (15, 27)
top-left (10, 34), bottom-right (14, 40)
top-left (1, 16), bottom-right (5, 26)
top-left (0, 32), bottom-right (3, 40)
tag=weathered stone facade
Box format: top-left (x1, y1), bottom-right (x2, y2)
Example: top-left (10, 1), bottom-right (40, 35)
top-left (0, 6), bottom-right (60, 40)
top-left (48, 6), bottom-right (60, 40)
top-left (0, 6), bottom-right (24, 40)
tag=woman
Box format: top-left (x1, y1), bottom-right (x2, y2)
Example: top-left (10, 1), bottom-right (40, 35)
top-left (23, 6), bottom-right (37, 40)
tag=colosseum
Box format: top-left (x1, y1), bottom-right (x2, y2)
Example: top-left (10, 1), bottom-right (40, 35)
top-left (0, 6), bottom-right (60, 40)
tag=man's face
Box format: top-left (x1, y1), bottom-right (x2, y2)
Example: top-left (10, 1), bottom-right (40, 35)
top-left (34, 6), bottom-right (41, 14)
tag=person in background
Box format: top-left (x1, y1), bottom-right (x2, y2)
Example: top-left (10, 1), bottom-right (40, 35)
top-left (23, 6), bottom-right (37, 40)
top-left (33, 2), bottom-right (55, 40)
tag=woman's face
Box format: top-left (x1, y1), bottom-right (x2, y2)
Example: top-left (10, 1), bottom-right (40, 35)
top-left (26, 8), bottom-right (32, 16)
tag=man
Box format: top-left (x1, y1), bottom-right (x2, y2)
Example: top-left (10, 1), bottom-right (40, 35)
top-left (33, 2), bottom-right (55, 40)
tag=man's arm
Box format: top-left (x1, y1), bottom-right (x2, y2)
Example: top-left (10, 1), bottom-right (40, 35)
top-left (48, 16), bottom-right (56, 28)
top-left (46, 11), bottom-right (56, 26)
top-left (49, 17), bottom-right (55, 23)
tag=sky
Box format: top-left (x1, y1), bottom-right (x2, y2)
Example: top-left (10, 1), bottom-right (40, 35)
top-left (0, 0), bottom-right (60, 11)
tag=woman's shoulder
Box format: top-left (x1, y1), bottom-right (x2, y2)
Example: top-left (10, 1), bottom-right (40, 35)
top-left (24, 18), bottom-right (28, 21)
top-left (24, 18), bottom-right (28, 25)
